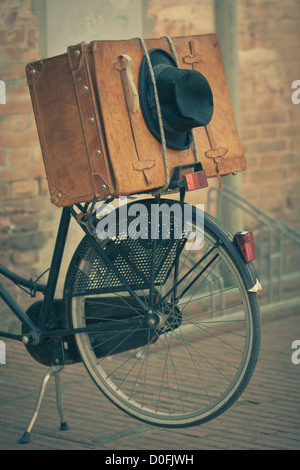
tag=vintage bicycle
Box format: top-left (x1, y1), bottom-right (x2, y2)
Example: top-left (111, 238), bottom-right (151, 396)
top-left (0, 170), bottom-right (261, 444)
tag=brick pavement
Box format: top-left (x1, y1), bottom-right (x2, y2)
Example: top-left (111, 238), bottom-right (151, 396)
top-left (0, 309), bottom-right (300, 451)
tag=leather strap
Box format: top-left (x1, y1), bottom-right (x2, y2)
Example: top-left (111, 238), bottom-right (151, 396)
top-left (114, 53), bottom-right (156, 187)
top-left (184, 40), bottom-right (228, 191)
top-left (182, 40), bottom-right (205, 65)
top-left (68, 43), bottom-right (111, 199)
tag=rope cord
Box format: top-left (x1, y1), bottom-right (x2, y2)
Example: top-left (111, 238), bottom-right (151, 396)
top-left (138, 38), bottom-right (169, 193)
top-left (137, 36), bottom-right (200, 193)
top-left (161, 36), bottom-right (200, 163)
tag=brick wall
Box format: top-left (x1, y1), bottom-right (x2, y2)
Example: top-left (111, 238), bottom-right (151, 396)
top-left (0, 0), bottom-right (55, 331)
top-left (147, 0), bottom-right (215, 36)
top-left (238, 0), bottom-right (300, 227)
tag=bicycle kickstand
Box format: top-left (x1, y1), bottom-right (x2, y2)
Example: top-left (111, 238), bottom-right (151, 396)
top-left (18, 365), bottom-right (69, 444)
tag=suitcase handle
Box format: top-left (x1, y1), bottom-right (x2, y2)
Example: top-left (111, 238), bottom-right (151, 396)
top-left (114, 55), bottom-right (140, 113)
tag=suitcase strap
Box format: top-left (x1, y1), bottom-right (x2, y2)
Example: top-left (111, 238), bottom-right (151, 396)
top-left (113, 54), bottom-right (156, 186)
top-left (67, 43), bottom-right (111, 199)
top-left (181, 38), bottom-right (227, 192)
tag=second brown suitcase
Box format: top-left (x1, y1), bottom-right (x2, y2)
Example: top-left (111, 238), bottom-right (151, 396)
top-left (26, 34), bottom-right (246, 207)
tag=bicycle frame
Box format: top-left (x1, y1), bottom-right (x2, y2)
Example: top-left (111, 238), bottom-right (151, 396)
top-left (0, 194), bottom-right (260, 347)
top-left (0, 202), bottom-right (160, 345)
top-left (0, 207), bottom-right (71, 342)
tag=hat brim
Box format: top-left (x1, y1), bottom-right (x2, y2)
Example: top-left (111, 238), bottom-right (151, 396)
top-left (139, 48), bottom-right (193, 151)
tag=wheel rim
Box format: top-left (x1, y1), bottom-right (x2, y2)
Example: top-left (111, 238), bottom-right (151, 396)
top-left (70, 212), bottom-right (258, 427)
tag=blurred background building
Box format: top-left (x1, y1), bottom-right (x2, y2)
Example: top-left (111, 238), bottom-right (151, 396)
top-left (1, 0), bottom-right (300, 331)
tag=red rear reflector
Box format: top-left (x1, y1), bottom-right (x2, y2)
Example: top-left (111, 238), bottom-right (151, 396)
top-left (183, 171), bottom-right (208, 191)
top-left (234, 231), bottom-right (257, 263)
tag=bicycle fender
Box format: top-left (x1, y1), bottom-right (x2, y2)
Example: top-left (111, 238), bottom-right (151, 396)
top-left (122, 198), bottom-right (261, 294)
top-left (202, 210), bottom-right (262, 293)
top-left (123, 198), bottom-right (261, 293)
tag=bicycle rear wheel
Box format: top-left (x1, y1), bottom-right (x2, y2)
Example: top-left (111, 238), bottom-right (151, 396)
top-left (65, 199), bottom-right (261, 427)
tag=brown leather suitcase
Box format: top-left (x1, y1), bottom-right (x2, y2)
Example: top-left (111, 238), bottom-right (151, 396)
top-left (26, 34), bottom-right (246, 207)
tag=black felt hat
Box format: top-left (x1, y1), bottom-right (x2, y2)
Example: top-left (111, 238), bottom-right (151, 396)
top-left (139, 48), bottom-right (214, 151)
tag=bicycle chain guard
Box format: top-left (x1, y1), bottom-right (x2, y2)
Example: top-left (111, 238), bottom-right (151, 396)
top-left (22, 300), bottom-right (80, 366)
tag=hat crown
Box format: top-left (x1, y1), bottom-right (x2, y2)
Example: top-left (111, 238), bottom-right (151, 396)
top-left (153, 65), bottom-right (213, 132)
top-left (139, 48), bottom-right (214, 150)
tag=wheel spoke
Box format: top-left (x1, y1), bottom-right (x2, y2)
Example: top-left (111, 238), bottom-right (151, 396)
top-left (69, 200), bottom-right (260, 427)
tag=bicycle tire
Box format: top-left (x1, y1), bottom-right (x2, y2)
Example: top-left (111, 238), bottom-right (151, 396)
top-left (65, 199), bottom-right (261, 428)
